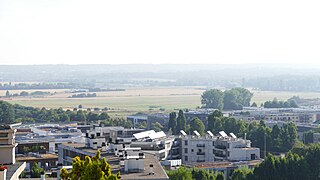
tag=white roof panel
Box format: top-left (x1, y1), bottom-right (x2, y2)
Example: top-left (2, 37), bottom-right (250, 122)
top-left (207, 130), bottom-right (214, 137)
top-left (193, 130), bottom-right (200, 137)
top-left (149, 131), bottom-right (166, 140)
top-left (133, 130), bottom-right (155, 140)
top-left (230, 133), bottom-right (237, 139)
top-left (180, 130), bottom-right (187, 136)
top-left (219, 131), bottom-right (228, 138)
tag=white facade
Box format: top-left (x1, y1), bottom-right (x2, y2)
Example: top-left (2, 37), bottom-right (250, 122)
top-left (181, 134), bottom-right (260, 164)
top-left (0, 127), bottom-right (17, 164)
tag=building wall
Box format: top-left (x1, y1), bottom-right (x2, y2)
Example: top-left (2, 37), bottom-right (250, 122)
top-left (0, 146), bottom-right (15, 164)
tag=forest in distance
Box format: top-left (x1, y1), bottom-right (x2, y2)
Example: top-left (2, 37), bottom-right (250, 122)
top-left (1, 64), bottom-right (320, 92)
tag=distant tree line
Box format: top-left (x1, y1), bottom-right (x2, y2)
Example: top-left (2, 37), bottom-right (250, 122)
top-left (69, 93), bottom-right (97, 98)
top-left (0, 100), bottom-right (110, 124)
top-left (230, 143), bottom-right (320, 180)
top-left (263, 97), bottom-right (298, 108)
top-left (0, 82), bottom-right (79, 90)
top-left (4, 90), bottom-right (51, 97)
top-left (167, 167), bottom-right (225, 180)
top-left (201, 88), bottom-right (253, 110)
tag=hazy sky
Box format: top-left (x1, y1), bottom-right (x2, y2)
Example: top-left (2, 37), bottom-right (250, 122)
top-left (0, 0), bottom-right (320, 65)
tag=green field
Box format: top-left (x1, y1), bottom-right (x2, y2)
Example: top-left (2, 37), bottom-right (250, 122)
top-left (2, 87), bottom-right (320, 117)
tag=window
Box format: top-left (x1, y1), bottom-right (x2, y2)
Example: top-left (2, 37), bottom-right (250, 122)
top-left (184, 148), bottom-right (188, 153)
top-left (97, 133), bottom-right (101, 137)
top-left (0, 133), bottom-right (8, 137)
top-left (251, 154), bottom-right (256, 160)
top-left (185, 156), bottom-right (188, 161)
top-left (192, 149), bottom-right (194, 152)
top-left (212, 141), bottom-right (215, 146)
top-left (184, 140), bottom-right (188, 146)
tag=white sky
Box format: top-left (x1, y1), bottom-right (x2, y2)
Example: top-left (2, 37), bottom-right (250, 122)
top-left (0, 0), bottom-right (320, 65)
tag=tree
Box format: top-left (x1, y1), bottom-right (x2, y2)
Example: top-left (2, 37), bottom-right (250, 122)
top-left (152, 122), bottom-right (163, 132)
top-left (168, 112), bottom-right (177, 134)
top-left (5, 90), bottom-right (10, 97)
top-left (60, 150), bottom-right (120, 180)
top-left (167, 167), bottom-right (193, 180)
top-left (201, 89), bottom-right (224, 109)
top-left (223, 88), bottom-right (253, 110)
top-left (190, 117), bottom-right (205, 135)
top-left (230, 167), bottom-right (253, 180)
top-left (207, 113), bottom-right (215, 132)
top-left (0, 101), bottom-right (14, 124)
top-left (30, 162), bottom-right (44, 178)
top-left (176, 110), bottom-right (186, 132)
top-left (76, 110), bottom-right (86, 121)
top-left (20, 91), bottom-right (29, 96)
top-left (78, 104), bottom-right (83, 109)
top-left (251, 102), bottom-right (258, 107)
top-left (216, 173), bottom-right (224, 180)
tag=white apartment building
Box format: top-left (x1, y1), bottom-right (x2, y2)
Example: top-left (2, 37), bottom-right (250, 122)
top-left (181, 131), bottom-right (260, 164)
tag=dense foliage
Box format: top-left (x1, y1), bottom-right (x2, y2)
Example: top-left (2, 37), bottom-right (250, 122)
top-left (231, 143), bottom-right (320, 180)
top-left (201, 88), bottom-right (253, 110)
top-left (263, 97), bottom-right (298, 108)
top-left (189, 117), bottom-right (205, 135)
top-left (60, 150), bottom-right (120, 180)
top-left (167, 167), bottom-right (224, 180)
top-left (0, 100), bottom-right (110, 124)
top-left (169, 110), bottom-right (187, 135)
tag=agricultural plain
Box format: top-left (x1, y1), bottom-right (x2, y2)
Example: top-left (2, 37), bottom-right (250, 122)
top-left (2, 87), bottom-right (320, 117)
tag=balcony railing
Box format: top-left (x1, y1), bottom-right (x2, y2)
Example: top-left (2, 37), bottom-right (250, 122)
top-left (215, 145), bottom-right (227, 149)
top-left (197, 152), bottom-right (205, 155)
top-left (215, 153), bottom-right (226, 157)
top-left (196, 144), bottom-right (205, 147)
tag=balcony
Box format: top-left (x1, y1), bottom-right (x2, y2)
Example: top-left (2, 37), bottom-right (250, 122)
top-left (197, 152), bottom-right (205, 155)
top-left (214, 145), bottom-right (227, 150)
top-left (196, 144), bottom-right (205, 147)
top-left (214, 153), bottom-right (226, 157)
top-left (197, 159), bottom-right (205, 162)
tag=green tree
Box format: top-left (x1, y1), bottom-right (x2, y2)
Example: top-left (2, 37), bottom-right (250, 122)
top-left (152, 122), bottom-right (164, 132)
top-left (190, 117), bottom-right (205, 135)
top-left (201, 89), bottom-right (224, 110)
top-left (230, 167), bottom-right (253, 180)
top-left (177, 110), bottom-right (186, 132)
top-left (0, 101), bottom-right (14, 124)
top-left (168, 112), bottom-right (177, 134)
top-left (20, 91), bottom-right (29, 96)
top-left (167, 167), bottom-right (193, 180)
top-left (207, 113), bottom-right (215, 132)
top-left (30, 162), bottom-right (44, 178)
top-left (251, 102), bottom-right (257, 107)
top-left (60, 150), bottom-right (119, 180)
top-left (5, 90), bottom-right (10, 97)
top-left (76, 110), bottom-right (86, 121)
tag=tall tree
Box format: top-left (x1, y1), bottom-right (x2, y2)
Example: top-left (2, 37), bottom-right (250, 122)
top-left (0, 101), bottom-right (14, 124)
top-left (176, 110), bottom-right (186, 132)
top-left (201, 89), bottom-right (224, 110)
top-left (207, 113), bottom-right (214, 132)
top-left (190, 117), bottom-right (205, 135)
top-left (168, 112), bottom-right (177, 134)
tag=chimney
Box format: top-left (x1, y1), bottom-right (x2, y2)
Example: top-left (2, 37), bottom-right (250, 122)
top-left (149, 164), bottom-right (154, 175)
top-left (40, 172), bottom-right (46, 180)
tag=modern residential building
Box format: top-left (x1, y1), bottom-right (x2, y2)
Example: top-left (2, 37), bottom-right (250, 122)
top-left (180, 131), bottom-right (260, 164)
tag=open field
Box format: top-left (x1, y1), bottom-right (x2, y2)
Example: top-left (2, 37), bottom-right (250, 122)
top-left (2, 87), bottom-right (320, 117)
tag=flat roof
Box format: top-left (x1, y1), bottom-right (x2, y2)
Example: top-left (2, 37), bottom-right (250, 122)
top-left (16, 154), bottom-right (58, 161)
top-left (120, 153), bottom-right (169, 180)
top-left (191, 160), bottom-right (263, 169)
